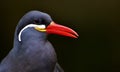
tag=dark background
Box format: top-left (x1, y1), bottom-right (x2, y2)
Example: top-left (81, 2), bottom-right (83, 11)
top-left (0, 0), bottom-right (120, 72)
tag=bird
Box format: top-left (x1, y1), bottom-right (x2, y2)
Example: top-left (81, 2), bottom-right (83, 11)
top-left (0, 10), bottom-right (79, 72)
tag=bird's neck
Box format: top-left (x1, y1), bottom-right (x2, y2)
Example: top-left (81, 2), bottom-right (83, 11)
top-left (13, 28), bottom-right (47, 48)
top-left (12, 29), bottom-right (49, 58)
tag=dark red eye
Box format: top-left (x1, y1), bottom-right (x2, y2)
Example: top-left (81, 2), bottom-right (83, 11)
top-left (34, 20), bottom-right (39, 24)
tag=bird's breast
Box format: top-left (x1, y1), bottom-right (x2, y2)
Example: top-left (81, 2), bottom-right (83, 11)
top-left (17, 40), bottom-right (57, 71)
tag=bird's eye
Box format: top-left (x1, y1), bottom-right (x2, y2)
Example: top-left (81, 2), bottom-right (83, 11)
top-left (41, 19), bottom-right (46, 24)
top-left (34, 20), bottom-right (39, 24)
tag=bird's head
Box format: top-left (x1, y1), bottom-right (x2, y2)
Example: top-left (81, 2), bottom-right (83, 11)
top-left (15, 11), bottom-right (79, 42)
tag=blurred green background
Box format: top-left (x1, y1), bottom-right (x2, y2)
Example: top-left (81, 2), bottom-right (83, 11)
top-left (0, 0), bottom-right (120, 72)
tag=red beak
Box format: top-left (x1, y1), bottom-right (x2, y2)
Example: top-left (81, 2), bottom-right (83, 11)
top-left (46, 21), bottom-right (79, 38)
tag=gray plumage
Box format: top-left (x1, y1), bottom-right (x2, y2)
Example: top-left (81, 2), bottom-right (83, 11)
top-left (0, 11), bottom-right (64, 72)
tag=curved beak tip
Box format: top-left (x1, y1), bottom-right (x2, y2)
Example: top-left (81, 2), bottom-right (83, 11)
top-left (46, 21), bottom-right (79, 39)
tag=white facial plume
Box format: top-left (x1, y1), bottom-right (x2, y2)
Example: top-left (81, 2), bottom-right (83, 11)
top-left (18, 24), bottom-right (46, 41)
